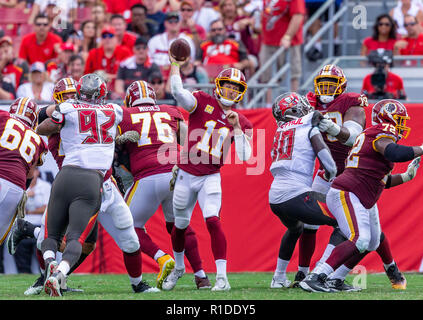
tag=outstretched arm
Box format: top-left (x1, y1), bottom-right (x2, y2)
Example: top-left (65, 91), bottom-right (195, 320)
top-left (310, 126), bottom-right (337, 181)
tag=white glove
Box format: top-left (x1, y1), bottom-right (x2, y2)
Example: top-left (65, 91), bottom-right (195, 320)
top-left (169, 165), bottom-right (179, 191)
top-left (16, 191), bottom-right (28, 219)
top-left (318, 116), bottom-right (341, 137)
top-left (115, 131), bottom-right (140, 144)
top-left (401, 157), bottom-right (421, 182)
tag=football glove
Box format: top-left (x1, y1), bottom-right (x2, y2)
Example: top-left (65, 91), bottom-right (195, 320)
top-left (401, 157), bottom-right (421, 182)
top-left (169, 165), bottom-right (179, 191)
top-left (51, 110), bottom-right (64, 124)
top-left (16, 191), bottom-right (28, 219)
top-left (318, 115), bottom-right (341, 137)
top-left (116, 131), bottom-right (140, 144)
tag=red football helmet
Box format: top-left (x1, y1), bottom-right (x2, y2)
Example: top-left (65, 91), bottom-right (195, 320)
top-left (272, 92), bottom-right (313, 123)
top-left (76, 73), bottom-right (108, 103)
top-left (9, 97), bottom-right (39, 129)
top-left (372, 99), bottom-right (410, 139)
top-left (53, 77), bottom-right (77, 103)
top-left (314, 64), bottom-right (347, 103)
top-left (215, 68), bottom-right (247, 106)
top-left (124, 80), bottom-right (156, 107)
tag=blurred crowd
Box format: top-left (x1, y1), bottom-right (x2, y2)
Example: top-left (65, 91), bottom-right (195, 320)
top-left (0, 0), bottom-right (422, 107)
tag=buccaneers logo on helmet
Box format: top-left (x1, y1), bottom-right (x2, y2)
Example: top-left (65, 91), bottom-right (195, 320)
top-left (53, 77), bottom-right (77, 104)
top-left (76, 73), bottom-right (108, 103)
top-left (314, 64), bottom-right (347, 104)
top-left (9, 97), bottom-right (39, 129)
top-left (272, 92), bottom-right (313, 123)
top-left (124, 80), bottom-right (156, 107)
top-left (372, 99), bottom-right (410, 139)
top-left (215, 68), bottom-right (247, 107)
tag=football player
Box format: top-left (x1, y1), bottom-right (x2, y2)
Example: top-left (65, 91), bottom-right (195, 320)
top-left (118, 80), bottom-right (211, 289)
top-left (299, 99), bottom-right (422, 292)
top-left (0, 98), bottom-right (47, 248)
top-left (35, 74), bottom-right (158, 297)
top-left (268, 92), bottom-right (339, 288)
top-left (162, 53), bottom-right (253, 291)
top-left (293, 64), bottom-right (407, 290)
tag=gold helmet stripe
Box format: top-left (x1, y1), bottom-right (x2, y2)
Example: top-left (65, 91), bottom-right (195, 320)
top-left (18, 97), bottom-right (29, 115)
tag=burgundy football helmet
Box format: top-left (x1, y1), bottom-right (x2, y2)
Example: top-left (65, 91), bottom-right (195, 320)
top-left (124, 80), bottom-right (156, 107)
top-left (372, 99), bottom-right (410, 139)
top-left (272, 92), bottom-right (313, 123)
top-left (9, 97), bottom-right (39, 129)
top-left (53, 77), bottom-right (77, 103)
top-left (76, 73), bottom-right (107, 103)
top-left (215, 68), bottom-right (247, 106)
top-left (314, 64), bottom-right (347, 103)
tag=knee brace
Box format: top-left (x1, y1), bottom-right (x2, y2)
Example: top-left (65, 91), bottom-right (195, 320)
top-left (117, 228), bottom-right (140, 253)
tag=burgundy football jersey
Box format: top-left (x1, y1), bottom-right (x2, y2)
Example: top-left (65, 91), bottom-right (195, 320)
top-left (177, 91), bottom-right (253, 176)
top-left (310, 92), bottom-right (368, 175)
top-left (0, 110), bottom-right (47, 189)
top-left (331, 123), bottom-right (398, 209)
top-left (48, 133), bottom-right (112, 181)
top-left (119, 104), bottom-right (184, 180)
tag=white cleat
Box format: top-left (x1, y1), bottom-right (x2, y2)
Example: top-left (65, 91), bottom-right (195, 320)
top-left (270, 277), bottom-right (291, 288)
top-left (45, 272), bottom-right (65, 297)
top-left (162, 268), bottom-right (185, 291)
top-left (211, 276), bottom-right (231, 291)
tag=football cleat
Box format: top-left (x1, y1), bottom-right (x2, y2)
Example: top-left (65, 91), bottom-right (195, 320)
top-left (43, 260), bottom-right (57, 295)
top-left (270, 276), bottom-right (291, 288)
top-left (385, 263), bottom-right (407, 290)
top-left (211, 276), bottom-right (231, 291)
top-left (156, 254), bottom-right (175, 289)
top-left (6, 218), bottom-right (33, 255)
top-left (24, 274), bottom-right (45, 296)
top-left (326, 278), bottom-right (362, 292)
top-left (299, 273), bottom-right (332, 293)
top-left (195, 275), bottom-right (212, 289)
top-left (132, 280), bottom-right (160, 293)
top-left (162, 268), bottom-right (185, 291)
top-left (45, 271), bottom-right (65, 297)
top-left (290, 270), bottom-right (306, 288)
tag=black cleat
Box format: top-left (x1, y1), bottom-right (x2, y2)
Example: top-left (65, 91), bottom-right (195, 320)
top-left (326, 278), bottom-right (362, 292)
top-left (132, 280), bottom-right (160, 293)
top-left (384, 263), bottom-right (407, 290)
top-left (299, 273), bottom-right (332, 293)
top-left (290, 270), bottom-right (306, 288)
top-left (6, 219), bottom-right (35, 255)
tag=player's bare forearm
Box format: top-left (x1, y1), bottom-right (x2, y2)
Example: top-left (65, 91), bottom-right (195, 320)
top-left (36, 118), bottom-right (61, 136)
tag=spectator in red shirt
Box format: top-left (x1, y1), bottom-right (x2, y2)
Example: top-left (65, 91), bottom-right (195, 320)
top-left (110, 14), bottom-right (138, 52)
top-left (395, 14), bottom-right (423, 55)
top-left (84, 26), bottom-right (132, 92)
top-left (0, 36), bottom-right (29, 91)
top-left (18, 14), bottom-right (63, 65)
top-left (179, 0), bottom-right (207, 50)
top-left (361, 14), bottom-right (398, 57)
top-left (362, 50), bottom-right (406, 100)
top-left (259, 0), bottom-right (306, 105)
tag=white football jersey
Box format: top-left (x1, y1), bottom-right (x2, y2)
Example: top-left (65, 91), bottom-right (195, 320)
top-left (58, 100), bottom-right (124, 173)
top-left (269, 112), bottom-right (317, 204)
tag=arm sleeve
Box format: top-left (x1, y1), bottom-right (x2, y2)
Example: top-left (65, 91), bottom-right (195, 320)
top-left (384, 142), bottom-right (415, 162)
top-left (170, 74), bottom-right (197, 113)
top-left (234, 133), bottom-right (252, 161)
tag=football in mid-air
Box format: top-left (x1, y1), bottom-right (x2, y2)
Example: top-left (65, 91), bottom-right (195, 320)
top-left (170, 38), bottom-right (191, 61)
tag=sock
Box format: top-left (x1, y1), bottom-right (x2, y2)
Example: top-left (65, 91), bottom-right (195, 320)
top-left (298, 266), bottom-right (309, 275)
top-left (206, 216), bottom-right (227, 261)
top-left (215, 259), bottom-right (227, 277)
top-left (274, 258), bottom-right (289, 279)
top-left (171, 226), bottom-right (187, 253)
top-left (376, 233), bottom-right (394, 265)
top-left (184, 226), bottom-right (203, 273)
top-left (130, 275), bottom-right (143, 286)
top-left (153, 250), bottom-right (166, 262)
top-left (135, 227), bottom-right (160, 260)
top-left (318, 244), bottom-right (335, 265)
top-left (330, 264), bottom-right (351, 280)
top-left (298, 229), bottom-right (317, 268)
top-left (123, 249), bottom-right (142, 279)
top-left (173, 250), bottom-right (185, 270)
top-left (194, 270), bottom-right (206, 278)
top-left (325, 240), bottom-right (359, 272)
top-left (384, 261), bottom-right (396, 270)
top-left (313, 262), bottom-right (334, 276)
top-left (56, 260), bottom-right (70, 276)
top-left (43, 250), bottom-right (55, 261)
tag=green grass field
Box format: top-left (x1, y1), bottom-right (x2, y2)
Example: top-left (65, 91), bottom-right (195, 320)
top-left (1, 272), bottom-right (423, 300)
